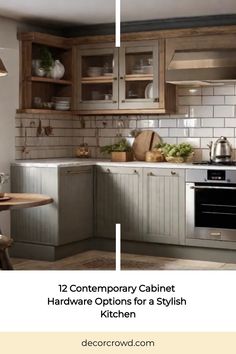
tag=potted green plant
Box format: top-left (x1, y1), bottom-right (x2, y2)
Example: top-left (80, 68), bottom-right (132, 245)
top-left (101, 138), bottom-right (133, 162)
top-left (155, 142), bottom-right (194, 163)
top-left (39, 46), bottom-right (54, 76)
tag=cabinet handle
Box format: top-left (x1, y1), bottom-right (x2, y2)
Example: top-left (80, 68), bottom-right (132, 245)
top-left (120, 76), bottom-right (124, 79)
top-left (147, 172), bottom-right (154, 176)
top-left (65, 170), bottom-right (91, 175)
top-left (121, 99), bottom-right (125, 103)
top-left (113, 77), bottom-right (117, 80)
top-left (113, 100), bottom-right (117, 103)
top-left (171, 171), bottom-right (176, 175)
top-left (153, 98), bottom-right (159, 102)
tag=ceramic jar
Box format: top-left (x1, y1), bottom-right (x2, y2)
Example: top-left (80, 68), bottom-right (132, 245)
top-left (50, 60), bottom-right (65, 79)
top-left (32, 59), bottom-right (45, 77)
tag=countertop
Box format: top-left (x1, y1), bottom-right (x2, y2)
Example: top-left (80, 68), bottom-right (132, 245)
top-left (11, 158), bottom-right (236, 170)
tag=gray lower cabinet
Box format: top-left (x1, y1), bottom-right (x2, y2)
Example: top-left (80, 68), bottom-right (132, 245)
top-left (95, 166), bottom-right (142, 240)
top-left (142, 168), bottom-right (185, 245)
top-left (11, 165), bottom-right (93, 260)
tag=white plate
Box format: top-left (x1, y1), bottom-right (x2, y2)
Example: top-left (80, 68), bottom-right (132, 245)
top-left (145, 83), bottom-right (153, 99)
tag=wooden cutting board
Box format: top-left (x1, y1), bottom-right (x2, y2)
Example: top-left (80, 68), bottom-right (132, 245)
top-left (132, 130), bottom-right (162, 161)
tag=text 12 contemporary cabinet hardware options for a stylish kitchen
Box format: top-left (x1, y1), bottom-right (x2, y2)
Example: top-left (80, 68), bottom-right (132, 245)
top-left (77, 40), bottom-right (176, 114)
top-left (95, 166), bottom-right (142, 241)
top-left (143, 168), bottom-right (185, 245)
top-left (18, 32), bottom-right (75, 113)
top-left (10, 165), bottom-right (93, 260)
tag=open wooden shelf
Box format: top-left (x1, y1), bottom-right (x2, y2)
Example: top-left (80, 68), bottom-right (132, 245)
top-left (17, 109), bottom-right (74, 115)
top-left (30, 76), bottom-right (72, 85)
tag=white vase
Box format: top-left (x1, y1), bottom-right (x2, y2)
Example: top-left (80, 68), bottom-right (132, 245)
top-left (32, 59), bottom-right (45, 77)
top-left (50, 60), bottom-right (65, 79)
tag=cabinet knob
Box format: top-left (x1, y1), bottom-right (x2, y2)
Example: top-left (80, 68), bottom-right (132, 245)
top-left (133, 169), bottom-right (138, 174)
top-left (153, 98), bottom-right (159, 102)
top-left (106, 168), bottom-right (111, 173)
top-left (113, 100), bottom-right (117, 103)
top-left (121, 99), bottom-right (125, 103)
top-left (147, 172), bottom-right (154, 176)
top-left (113, 77), bottom-right (117, 80)
top-left (171, 171), bottom-right (176, 175)
top-left (120, 76), bottom-right (124, 80)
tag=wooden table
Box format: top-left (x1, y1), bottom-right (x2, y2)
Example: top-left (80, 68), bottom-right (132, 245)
top-left (0, 193), bottom-right (53, 270)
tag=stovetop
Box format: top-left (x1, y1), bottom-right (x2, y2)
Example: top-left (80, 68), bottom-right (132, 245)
top-left (193, 161), bottom-right (236, 166)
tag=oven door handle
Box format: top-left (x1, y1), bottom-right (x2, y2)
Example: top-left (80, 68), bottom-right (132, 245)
top-left (190, 186), bottom-right (236, 190)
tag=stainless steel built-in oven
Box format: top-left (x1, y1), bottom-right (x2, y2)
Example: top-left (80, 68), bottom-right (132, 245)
top-left (186, 169), bottom-right (236, 241)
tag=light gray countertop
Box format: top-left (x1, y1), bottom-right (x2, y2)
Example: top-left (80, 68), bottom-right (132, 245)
top-left (11, 158), bottom-right (236, 170)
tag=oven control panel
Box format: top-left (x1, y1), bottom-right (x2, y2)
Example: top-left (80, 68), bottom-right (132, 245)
top-left (207, 170), bottom-right (225, 181)
top-left (186, 169), bottom-right (236, 183)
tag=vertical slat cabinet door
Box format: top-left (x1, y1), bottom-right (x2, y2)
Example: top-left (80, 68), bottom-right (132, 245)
top-left (11, 166), bottom-right (59, 245)
top-left (143, 168), bottom-right (185, 245)
top-left (59, 166), bottom-right (93, 244)
top-left (95, 166), bottom-right (142, 241)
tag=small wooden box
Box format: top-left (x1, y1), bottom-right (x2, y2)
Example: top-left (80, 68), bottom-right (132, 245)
top-left (111, 151), bottom-right (133, 162)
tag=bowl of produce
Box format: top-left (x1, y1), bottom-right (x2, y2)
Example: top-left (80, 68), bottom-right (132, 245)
top-left (155, 142), bottom-right (194, 163)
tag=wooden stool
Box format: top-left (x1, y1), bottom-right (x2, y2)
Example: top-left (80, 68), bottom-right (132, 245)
top-left (0, 235), bottom-right (14, 270)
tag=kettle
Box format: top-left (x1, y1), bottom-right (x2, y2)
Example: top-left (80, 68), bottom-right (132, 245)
top-left (208, 136), bottom-right (232, 163)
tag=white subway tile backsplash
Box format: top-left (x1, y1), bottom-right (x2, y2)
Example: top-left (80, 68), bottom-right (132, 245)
top-left (214, 128), bottom-right (234, 137)
top-left (178, 96), bottom-right (201, 105)
top-left (78, 129), bottom-right (96, 137)
top-left (214, 85), bottom-right (234, 95)
top-left (225, 96), bottom-right (236, 104)
top-left (201, 87), bottom-right (213, 96)
top-left (225, 118), bottom-right (236, 127)
top-left (154, 128), bottom-right (169, 137)
top-left (148, 119), bottom-right (159, 128)
top-left (99, 129), bottom-right (120, 137)
top-left (177, 118), bottom-right (200, 128)
top-left (201, 118), bottom-right (224, 127)
top-left (202, 96), bottom-right (224, 105)
top-left (84, 137), bottom-right (97, 146)
top-left (177, 137), bottom-right (200, 148)
top-left (137, 120), bottom-right (149, 128)
top-left (177, 105), bottom-right (189, 116)
top-left (129, 120), bottom-right (137, 128)
top-left (159, 119), bottom-right (177, 127)
top-left (214, 105), bottom-right (235, 118)
top-left (162, 137), bottom-right (177, 144)
top-left (178, 87), bottom-right (201, 96)
top-left (169, 128), bottom-right (188, 137)
top-left (189, 128), bottom-right (213, 137)
top-left (190, 106), bottom-right (213, 118)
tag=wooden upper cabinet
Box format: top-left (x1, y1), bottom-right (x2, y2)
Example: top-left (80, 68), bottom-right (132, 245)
top-left (18, 31), bottom-right (179, 115)
top-left (77, 40), bottom-right (176, 115)
top-left (18, 32), bottom-right (75, 113)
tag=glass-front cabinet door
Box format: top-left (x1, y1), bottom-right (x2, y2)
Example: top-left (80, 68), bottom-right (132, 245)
top-left (119, 41), bottom-right (160, 109)
top-left (78, 47), bottom-right (119, 110)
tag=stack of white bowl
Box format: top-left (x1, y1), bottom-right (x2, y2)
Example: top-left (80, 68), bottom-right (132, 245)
top-left (53, 97), bottom-right (71, 111)
top-left (87, 67), bottom-right (102, 77)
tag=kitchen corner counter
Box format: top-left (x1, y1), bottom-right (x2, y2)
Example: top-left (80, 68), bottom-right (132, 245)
top-left (11, 158), bottom-right (236, 170)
